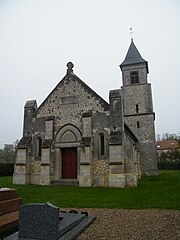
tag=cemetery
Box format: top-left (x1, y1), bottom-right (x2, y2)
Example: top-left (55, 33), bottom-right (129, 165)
top-left (0, 188), bottom-right (95, 240)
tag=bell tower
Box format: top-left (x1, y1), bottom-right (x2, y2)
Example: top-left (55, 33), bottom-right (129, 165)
top-left (120, 39), bottom-right (158, 176)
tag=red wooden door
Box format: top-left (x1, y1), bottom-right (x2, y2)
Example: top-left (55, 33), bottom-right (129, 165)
top-left (62, 148), bottom-right (77, 179)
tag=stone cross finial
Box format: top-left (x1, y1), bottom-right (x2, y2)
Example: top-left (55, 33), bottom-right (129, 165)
top-left (67, 62), bottom-right (74, 74)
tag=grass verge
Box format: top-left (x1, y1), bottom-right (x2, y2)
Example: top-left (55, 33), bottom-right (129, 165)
top-left (0, 170), bottom-right (179, 210)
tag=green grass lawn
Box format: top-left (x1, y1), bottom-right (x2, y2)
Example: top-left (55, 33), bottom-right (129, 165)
top-left (0, 170), bottom-right (180, 210)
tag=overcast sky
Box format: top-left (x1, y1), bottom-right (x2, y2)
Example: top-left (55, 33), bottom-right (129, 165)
top-left (0, 0), bottom-right (179, 148)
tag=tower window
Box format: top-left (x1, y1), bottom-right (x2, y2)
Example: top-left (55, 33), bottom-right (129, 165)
top-left (130, 71), bottom-right (139, 84)
top-left (136, 104), bottom-right (139, 113)
top-left (137, 121), bottom-right (140, 128)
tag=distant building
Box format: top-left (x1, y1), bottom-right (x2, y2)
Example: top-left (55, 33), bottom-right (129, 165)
top-left (157, 140), bottom-right (180, 160)
top-left (13, 40), bottom-right (158, 187)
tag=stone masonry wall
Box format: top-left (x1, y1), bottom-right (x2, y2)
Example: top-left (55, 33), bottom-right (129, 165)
top-left (36, 77), bottom-right (109, 137)
top-left (121, 63), bottom-right (148, 86)
top-left (124, 114), bottom-right (155, 143)
top-left (123, 133), bottom-right (138, 186)
top-left (123, 84), bottom-right (153, 115)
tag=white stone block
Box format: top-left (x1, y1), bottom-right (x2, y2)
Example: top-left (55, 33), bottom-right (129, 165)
top-left (40, 174), bottom-right (50, 185)
top-left (125, 173), bottom-right (138, 187)
top-left (109, 174), bottom-right (125, 188)
top-left (41, 149), bottom-right (50, 164)
top-left (16, 149), bottom-right (26, 164)
top-left (30, 173), bottom-right (40, 185)
top-left (13, 173), bottom-right (30, 185)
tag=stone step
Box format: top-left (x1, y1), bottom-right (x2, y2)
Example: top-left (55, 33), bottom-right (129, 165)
top-left (0, 189), bottom-right (21, 239)
top-left (0, 198), bottom-right (21, 215)
top-left (0, 189), bottom-right (18, 202)
top-left (0, 211), bottom-right (19, 228)
top-left (0, 210), bottom-right (19, 238)
top-left (51, 179), bottom-right (79, 186)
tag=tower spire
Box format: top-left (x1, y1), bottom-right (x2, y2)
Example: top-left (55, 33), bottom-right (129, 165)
top-left (120, 39), bottom-right (149, 73)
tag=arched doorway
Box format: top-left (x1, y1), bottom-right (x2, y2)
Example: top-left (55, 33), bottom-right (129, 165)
top-left (54, 124), bottom-right (81, 180)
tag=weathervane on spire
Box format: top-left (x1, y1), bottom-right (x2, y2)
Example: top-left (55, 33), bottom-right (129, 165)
top-left (129, 27), bottom-right (133, 41)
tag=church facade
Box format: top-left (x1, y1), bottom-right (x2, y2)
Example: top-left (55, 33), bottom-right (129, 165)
top-left (13, 40), bottom-right (158, 187)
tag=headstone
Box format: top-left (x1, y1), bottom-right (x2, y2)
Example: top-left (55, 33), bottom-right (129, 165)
top-left (5, 202), bottom-right (96, 240)
top-left (19, 203), bottom-right (60, 240)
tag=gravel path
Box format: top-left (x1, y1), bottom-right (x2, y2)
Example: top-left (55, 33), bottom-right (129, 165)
top-left (63, 208), bottom-right (180, 240)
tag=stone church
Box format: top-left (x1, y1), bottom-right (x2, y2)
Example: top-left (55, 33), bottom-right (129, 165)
top-left (13, 40), bottom-right (158, 187)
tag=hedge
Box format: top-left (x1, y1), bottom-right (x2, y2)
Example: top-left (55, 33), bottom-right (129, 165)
top-left (0, 163), bottom-right (14, 176)
top-left (158, 162), bottom-right (180, 170)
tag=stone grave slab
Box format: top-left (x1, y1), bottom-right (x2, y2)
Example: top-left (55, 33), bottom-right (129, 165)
top-left (4, 203), bottom-right (96, 240)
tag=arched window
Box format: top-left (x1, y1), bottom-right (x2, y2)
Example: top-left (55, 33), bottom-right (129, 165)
top-left (99, 133), bottom-right (106, 157)
top-left (36, 137), bottom-right (42, 159)
top-left (100, 134), bottom-right (105, 156)
top-left (95, 130), bottom-right (108, 159)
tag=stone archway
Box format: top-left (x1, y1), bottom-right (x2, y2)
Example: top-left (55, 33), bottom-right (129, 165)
top-left (55, 124), bottom-right (81, 144)
top-left (54, 124), bottom-right (81, 180)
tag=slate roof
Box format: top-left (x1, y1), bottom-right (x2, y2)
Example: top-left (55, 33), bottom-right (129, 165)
top-left (124, 124), bottom-right (138, 143)
top-left (120, 39), bottom-right (149, 73)
top-left (17, 137), bottom-right (31, 148)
